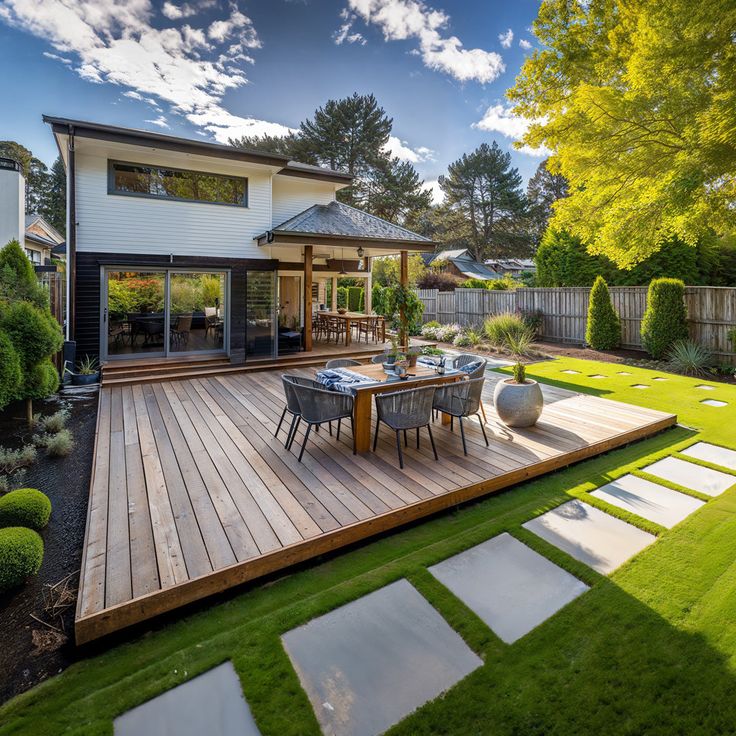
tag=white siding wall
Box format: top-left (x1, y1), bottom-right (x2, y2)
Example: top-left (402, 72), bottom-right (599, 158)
top-left (75, 148), bottom-right (274, 259)
top-left (271, 176), bottom-right (335, 228)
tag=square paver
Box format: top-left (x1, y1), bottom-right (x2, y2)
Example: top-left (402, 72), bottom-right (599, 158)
top-left (428, 533), bottom-right (589, 644)
top-left (617, 371), bottom-right (632, 376)
top-left (589, 374), bottom-right (606, 379)
top-left (701, 399), bottom-right (728, 407)
top-left (642, 456), bottom-right (736, 497)
top-left (695, 385), bottom-right (716, 391)
top-left (682, 442), bottom-right (736, 471)
top-left (632, 384), bottom-right (649, 389)
top-left (522, 500), bottom-right (655, 575)
top-left (282, 579), bottom-right (481, 736)
top-left (561, 369), bottom-right (580, 374)
top-left (590, 474), bottom-right (704, 529)
top-left (114, 661), bottom-right (260, 736)
top-left (653, 377), bottom-right (668, 381)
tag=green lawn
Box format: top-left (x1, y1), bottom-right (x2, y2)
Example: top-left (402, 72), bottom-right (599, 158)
top-left (2, 357), bottom-right (736, 735)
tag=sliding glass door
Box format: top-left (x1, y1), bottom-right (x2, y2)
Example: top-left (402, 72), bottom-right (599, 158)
top-left (246, 270), bottom-right (277, 359)
top-left (103, 268), bottom-right (228, 360)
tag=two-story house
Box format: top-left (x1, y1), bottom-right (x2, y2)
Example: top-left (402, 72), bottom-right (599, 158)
top-left (44, 116), bottom-right (433, 367)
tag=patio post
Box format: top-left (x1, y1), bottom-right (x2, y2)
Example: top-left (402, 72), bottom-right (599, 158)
top-left (304, 245), bottom-right (313, 351)
top-left (399, 249), bottom-right (408, 349)
top-left (331, 275), bottom-right (338, 311)
top-left (364, 271), bottom-right (372, 314)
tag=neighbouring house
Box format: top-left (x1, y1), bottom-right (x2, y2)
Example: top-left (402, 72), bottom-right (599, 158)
top-left (0, 157), bottom-right (64, 264)
top-left (485, 258), bottom-right (536, 277)
top-left (429, 248), bottom-right (501, 282)
top-left (44, 116), bottom-right (435, 365)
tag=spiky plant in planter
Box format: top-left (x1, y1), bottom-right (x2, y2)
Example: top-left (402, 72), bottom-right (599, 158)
top-left (494, 362), bottom-right (543, 427)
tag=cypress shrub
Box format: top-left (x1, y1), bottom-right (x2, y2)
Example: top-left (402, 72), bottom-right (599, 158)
top-left (0, 488), bottom-right (51, 530)
top-left (347, 286), bottom-right (363, 311)
top-left (336, 287), bottom-right (348, 309)
top-left (1, 301), bottom-right (63, 370)
top-left (0, 527), bottom-right (44, 592)
top-left (0, 329), bottom-right (21, 410)
top-left (640, 278), bottom-right (688, 358)
top-left (0, 240), bottom-right (48, 308)
top-left (585, 276), bottom-right (621, 350)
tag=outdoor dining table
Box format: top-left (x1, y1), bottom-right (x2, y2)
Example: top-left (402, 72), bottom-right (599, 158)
top-left (345, 362), bottom-right (463, 452)
top-left (319, 311), bottom-right (386, 347)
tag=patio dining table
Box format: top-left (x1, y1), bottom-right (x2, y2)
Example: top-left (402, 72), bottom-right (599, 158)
top-left (318, 311), bottom-right (386, 347)
top-left (344, 362), bottom-right (463, 452)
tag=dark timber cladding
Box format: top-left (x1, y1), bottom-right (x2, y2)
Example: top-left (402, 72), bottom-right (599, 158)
top-left (75, 252), bottom-right (276, 363)
top-left (75, 369), bottom-right (676, 643)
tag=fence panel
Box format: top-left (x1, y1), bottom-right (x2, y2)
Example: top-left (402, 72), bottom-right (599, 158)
top-left (414, 285), bottom-right (736, 364)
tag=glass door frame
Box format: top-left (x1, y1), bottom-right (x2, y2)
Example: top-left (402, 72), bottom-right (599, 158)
top-left (100, 265), bottom-right (231, 361)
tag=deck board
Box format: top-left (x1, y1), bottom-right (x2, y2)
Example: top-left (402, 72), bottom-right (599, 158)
top-left (75, 368), bottom-right (677, 643)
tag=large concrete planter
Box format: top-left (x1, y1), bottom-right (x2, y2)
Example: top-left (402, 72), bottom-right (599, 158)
top-left (493, 378), bottom-right (543, 428)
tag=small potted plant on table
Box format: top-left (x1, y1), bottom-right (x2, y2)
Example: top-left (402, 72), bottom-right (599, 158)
top-left (493, 362), bottom-right (543, 427)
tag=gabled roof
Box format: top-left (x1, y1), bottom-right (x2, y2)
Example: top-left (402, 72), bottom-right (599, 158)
top-left (25, 214), bottom-right (64, 245)
top-left (431, 248), bottom-right (501, 280)
top-left (258, 201), bottom-right (433, 250)
top-left (431, 248), bottom-right (469, 262)
top-left (43, 115), bottom-right (353, 185)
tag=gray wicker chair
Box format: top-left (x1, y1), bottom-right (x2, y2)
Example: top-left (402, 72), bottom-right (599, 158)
top-left (325, 358), bottom-right (361, 369)
top-left (276, 375), bottom-right (323, 450)
top-left (290, 380), bottom-right (355, 461)
top-left (433, 377), bottom-right (488, 455)
top-left (374, 385), bottom-right (438, 469)
top-left (371, 353), bottom-right (388, 364)
top-left (452, 354), bottom-right (488, 421)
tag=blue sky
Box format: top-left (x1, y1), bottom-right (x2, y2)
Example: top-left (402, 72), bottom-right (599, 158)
top-left (0, 0), bottom-right (545, 199)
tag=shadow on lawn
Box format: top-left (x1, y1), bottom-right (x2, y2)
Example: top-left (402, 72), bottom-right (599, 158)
top-left (390, 567), bottom-right (736, 736)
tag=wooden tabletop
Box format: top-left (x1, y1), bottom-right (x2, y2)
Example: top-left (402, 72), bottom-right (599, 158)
top-left (348, 362), bottom-right (460, 391)
top-left (318, 311), bottom-right (383, 319)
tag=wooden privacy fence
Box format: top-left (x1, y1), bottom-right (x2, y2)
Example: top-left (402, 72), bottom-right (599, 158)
top-left (415, 286), bottom-right (736, 363)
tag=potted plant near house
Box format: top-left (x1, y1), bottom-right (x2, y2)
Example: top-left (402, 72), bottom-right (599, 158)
top-left (67, 355), bottom-right (100, 386)
top-left (493, 362), bottom-right (543, 427)
top-left (383, 334), bottom-right (407, 374)
top-left (406, 344), bottom-right (421, 368)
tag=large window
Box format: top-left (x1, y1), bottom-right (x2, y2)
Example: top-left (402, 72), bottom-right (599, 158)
top-left (109, 160), bottom-right (248, 207)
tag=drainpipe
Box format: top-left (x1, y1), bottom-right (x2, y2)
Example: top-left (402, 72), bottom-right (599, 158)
top-left (66, 125), bottom-right (76, 342)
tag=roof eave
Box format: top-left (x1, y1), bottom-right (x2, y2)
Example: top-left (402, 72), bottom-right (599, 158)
top-left (255, 230), bottom-right (436, 252)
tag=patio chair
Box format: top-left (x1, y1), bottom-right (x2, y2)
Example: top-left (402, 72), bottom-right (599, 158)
top-left (204, 306), bottom-right (219, 337)
top-left (373, 385), bottom-right (438, 469)
top-left (276, 375), bottom-right (322, 451)
top-left (291, 381), bottom-right (355, 461)
top-left (452, 354), bottom-right (488, 422)
top-left (371, 353), bottom-right (387, 364)
top-left (433, 377), bottom-right (489, 455)
top-left (325, 358), bottom-right (361, 369)
top-left (171, 313), bottom-right (192, 346)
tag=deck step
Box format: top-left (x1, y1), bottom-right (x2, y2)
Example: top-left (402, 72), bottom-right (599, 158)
top-left (102, 350), bottom-right (386, 387)
top-left (102, 357), bottom-right (231, 382)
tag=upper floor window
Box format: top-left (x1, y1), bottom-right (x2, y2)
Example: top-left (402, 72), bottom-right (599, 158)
top-left (25, 248), bottom-right (41, 264)
top-left (108, 160), bottom-right (248, 207)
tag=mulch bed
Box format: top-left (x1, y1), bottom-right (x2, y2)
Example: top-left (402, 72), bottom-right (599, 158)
top-left (0, 386), bottom-right (98, 704)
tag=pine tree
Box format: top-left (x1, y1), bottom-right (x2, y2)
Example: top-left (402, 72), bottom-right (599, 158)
top-left (585, 276), bottom-right (620, 350)
top-left (39, 156), bottom-right (66, 236)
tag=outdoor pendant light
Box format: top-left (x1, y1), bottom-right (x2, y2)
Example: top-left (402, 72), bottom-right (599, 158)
top-left (339, 247), bottom-right (347, 275)
top-left (356, 246), bottom-right (364, 258)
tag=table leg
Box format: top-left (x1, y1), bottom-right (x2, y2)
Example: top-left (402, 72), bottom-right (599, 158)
top-left (353, 391), bottom-right (372, 452)
top-left (441, 412), bottom-right (452, 426)
top-left (345, 318), bottom-right (352, 347)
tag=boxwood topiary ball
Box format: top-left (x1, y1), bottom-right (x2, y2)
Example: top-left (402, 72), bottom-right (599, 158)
top-left (0, 527), bottom-right (44, 592)
top-left (0, 488), bottom-right (51, 530)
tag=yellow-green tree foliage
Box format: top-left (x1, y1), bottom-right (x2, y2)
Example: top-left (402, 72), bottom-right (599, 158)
top-left (509, 0), bottom-right (736, 267)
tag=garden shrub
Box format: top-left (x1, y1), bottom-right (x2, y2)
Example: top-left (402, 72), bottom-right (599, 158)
top-left (0, 330), bottom-right (21, 410)
top-left (346, 286), bottom-right (364, 312)
top-left (36, 410), bottom-right (69, 434)
top-left (453, 333), bottom-right (472, 347)
top-left (666, 340), bottom-right (712, 376)
top-left (1, 301), bottom-right (63, 370)
top-left (484, 313), bottom-right (528, 346)
top-left (24, 359), bottom-right (60, 400)
top-left (640, 278), bottom-right (688, 358)
top-left (0, 488), bottom-right (51, 530)
top-left (371, 284), bottom-right (388, 316)
top-left (336, 286), bottom-right (348, 310)
top-left (0, 444), bottom-right (36, 475)
top-left (519, 309), bottom-right (543, 336)
top-left (0, 240), bottom-right (48, 308)
top-left (585, 276), bottom-right (621, 350)
top-left (417, 271), bottom-right (460, 292)
top-left (0, 526), bottom-right (44, 592)
top-left (37, 428), bottom-right (75, 457)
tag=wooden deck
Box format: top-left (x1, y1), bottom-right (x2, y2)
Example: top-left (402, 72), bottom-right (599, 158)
top-left (75, 369), bottom-right (676, 643)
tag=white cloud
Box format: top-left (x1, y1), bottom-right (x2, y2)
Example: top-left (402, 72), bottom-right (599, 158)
top-left (161, 0), bottom-right (214, 20)
top-left (1, 0), bottom-right (290, 145)
top-left (145, 115), bottom-right (169, 128)
top-left (498, 28), bottom-right (513, 48)
top-left (519, 38), bottom-right (532, 50)
top-left (421, 179), bottom-right (444, 204)
top-left (43, 50), bottom-right (71, 64)
top-left (343, 0), bottom-right (504, 83)
top-left (473, 104), bottom-right (551, 157)
top-left (385, 135), bottom-right (435, 163)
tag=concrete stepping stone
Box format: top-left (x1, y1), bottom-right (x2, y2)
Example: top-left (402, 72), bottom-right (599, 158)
top-left (682, 442), bottom-right (736, 471)
top-left (617, 371), bottom-right (632, 376)
top-left (631, 384), bottom-right (649, 389)
top-left (282, 579), bottom-right (481, 736)
top-left (561, 369), bottom-right (580, 374)
top-left (428, 533), bottom-right (588, 644)
top-left (695, 384), bottom-right (716, 391)
top-left (653, 377), bottom-right (668, 381)
top-left (114, 661), bottom-right (260, 736)
top-left (701, 399), bottom-right (727, 407)
top-left (522, 500), bottom-right (655, 575)
top-left (588, 374), bottom-right (606, 379)
top-left (590, 474), bottom-right (704, 529)
top-left (642, 456), bottom-right (735, 497)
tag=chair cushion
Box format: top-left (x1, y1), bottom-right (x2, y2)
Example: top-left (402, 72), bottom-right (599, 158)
top-left (459, 360), bottom-right (484, 374)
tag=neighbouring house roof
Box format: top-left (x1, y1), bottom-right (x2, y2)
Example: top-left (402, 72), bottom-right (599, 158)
top-left (25, 232), bottom-right (57, 248)
top-left (431, 248), bottom-right (501, 280)
top-left (256, 201), bottom-right (435, 251)
top-left (25, 214), bottom-right (64, 246)
top-left (486, 258), bottom-right (536, 271)
top-left (42, 115), bottom-right (353, 185)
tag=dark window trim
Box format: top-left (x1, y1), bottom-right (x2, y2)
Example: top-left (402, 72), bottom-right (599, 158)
top-left (107, 159), bottom-right (249, 208)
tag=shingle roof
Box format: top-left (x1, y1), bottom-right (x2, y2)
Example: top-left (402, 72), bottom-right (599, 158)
top-left (269, 201), bottom-right (431, 243)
